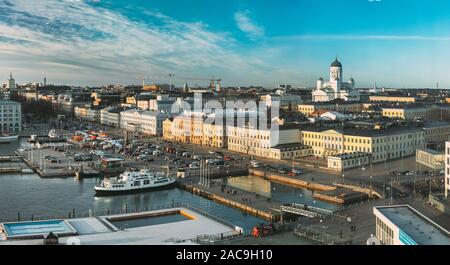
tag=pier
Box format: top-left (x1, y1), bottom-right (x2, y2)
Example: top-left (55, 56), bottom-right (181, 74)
top-left (249, 169), bottom-right (335, 192)
top-left (17, 148), bottom-right (100, 178)
top-left (178, 179), bottom-right (282, 222)
top-left (0, 156), bottom-right (24, 162)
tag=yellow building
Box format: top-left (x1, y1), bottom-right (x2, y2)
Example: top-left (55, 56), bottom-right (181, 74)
top-left (74, 105), bottom-right (89, 119)
top-left (369, 96), bottom-right (416, 103)
top-left (162, 118), bottom-right (174, 140)
top-left (137, 99), bottom-right (150, 110)
top-left (203, 122), bottom-right (227, 148)
top-left (143, 85), bottom-right (160, 91)
top-left (126, 96), bottom-right (137, 105)
top-left (162, 112), bottom-right (226, 147)
top-left (301, 127), bottom-right (425, 163)
top-left (381, 107), bottom-right (427, 120)
top-left (297, 102), bottom-right (362, 116)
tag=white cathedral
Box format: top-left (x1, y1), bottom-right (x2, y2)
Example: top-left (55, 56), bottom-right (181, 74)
top-left (312, 58), bottom-right (360, 102)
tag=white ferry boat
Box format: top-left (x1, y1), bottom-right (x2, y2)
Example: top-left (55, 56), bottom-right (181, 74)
top-left (94, 168), bottom-right (176, 196)
top-left (0, 134), bottom-right (18, 143)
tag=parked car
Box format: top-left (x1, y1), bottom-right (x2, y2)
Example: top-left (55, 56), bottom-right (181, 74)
top-left (277, 167), bottom-right (289, 174)
top-left (291, 168), bottom-right (303, 175)
top-left (193, 155), bottom-right (202, 160)
top-left (405, 171), bottom-right (414, 176)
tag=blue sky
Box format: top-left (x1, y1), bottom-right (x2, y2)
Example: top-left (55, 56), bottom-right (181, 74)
top-left (1, 0), bottom-right (450, 88)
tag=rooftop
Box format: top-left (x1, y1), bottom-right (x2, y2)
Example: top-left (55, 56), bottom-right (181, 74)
top-left (301, 125), bottom-right (423, 137)
top-left (375, 205), bottom-right (450, 245)
top-left (422, 120), bottom-right (450, 128)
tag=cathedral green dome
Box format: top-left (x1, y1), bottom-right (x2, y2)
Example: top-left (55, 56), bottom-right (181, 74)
top-left (331, 58), bottom-right (342, 68)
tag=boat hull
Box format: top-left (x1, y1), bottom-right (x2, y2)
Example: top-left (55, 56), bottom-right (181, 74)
top-left (0, 135), bottom-right (18, 143)
top-left (94, 181), bottom-right (177, 196)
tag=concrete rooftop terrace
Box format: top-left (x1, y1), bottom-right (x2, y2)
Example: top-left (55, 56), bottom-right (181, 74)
top-left (0, 208), bottom-right (239, 245)
top-left (376, 205), bottom-right (450, 245)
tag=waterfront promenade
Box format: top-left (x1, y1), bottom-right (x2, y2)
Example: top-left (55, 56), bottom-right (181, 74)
top-left (179, 177), bottom-right (283, 222)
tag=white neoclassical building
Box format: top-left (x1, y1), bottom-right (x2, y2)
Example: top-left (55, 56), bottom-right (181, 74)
top-left (312, 58), bottom-right (360, 102)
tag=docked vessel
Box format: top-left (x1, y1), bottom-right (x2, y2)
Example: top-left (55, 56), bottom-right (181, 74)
top-left (0, 134), bottom-right (18, 143)
top-left (95, 168), bottom-right (176, 196)
top-left (48, 129), bottom-right (58, 138)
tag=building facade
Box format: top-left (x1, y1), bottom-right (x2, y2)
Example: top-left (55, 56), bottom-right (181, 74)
top-left (227, 125), bottom-right (301, 159)
top-left (140, 111), bottom-right (169, 136)
top-left (381, 107), bottom-right (427, 120)
top-left (327, 152), bottom-right (372, 171)
top-left (74, 106), bottom-right (99, 122)
top-left (301, 127), bottom-right (425, 163)
top-left (0, 99), bottom-right (21, 132)
top-left (422, 121), bottom-right (450, 148)
top-left (416, 148), bottom-right (444, 171)
top-left (120, 109), bottom-right (168, 136)
top-left (373, 205), bottom-right (450, 245)
top-left (100, 107), bottom-right (121, 127)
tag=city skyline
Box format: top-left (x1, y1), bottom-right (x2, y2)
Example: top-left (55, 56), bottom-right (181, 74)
top-left (1, 0), bottom-right (450, 88)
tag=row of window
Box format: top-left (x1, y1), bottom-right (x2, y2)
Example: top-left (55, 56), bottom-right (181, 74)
top-left (376, 217), bottom-right (394, 245)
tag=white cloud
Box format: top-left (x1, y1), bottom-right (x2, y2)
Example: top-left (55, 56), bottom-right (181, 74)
top-left (234, 10), bottom-right (264, 40)
top-left (0, 0), bottom-right (269, 85)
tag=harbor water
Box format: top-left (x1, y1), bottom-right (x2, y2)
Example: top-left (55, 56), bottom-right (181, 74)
top-left (0, 140), bottom-right (336, 235)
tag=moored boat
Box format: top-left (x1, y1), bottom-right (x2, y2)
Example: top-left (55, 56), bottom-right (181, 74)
top-left (95, 168), bottom-right (176, 196)
top-left (0, 134), bottom-right (18, 143)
